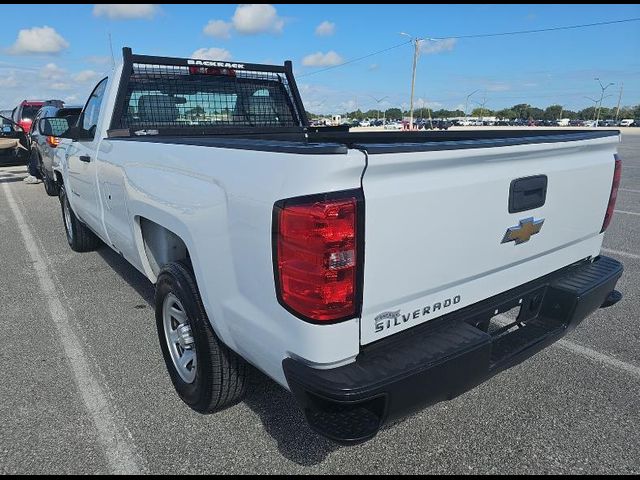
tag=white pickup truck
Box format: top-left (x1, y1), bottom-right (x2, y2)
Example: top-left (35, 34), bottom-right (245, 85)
top-left (43, 48), bottom-right (624, 444)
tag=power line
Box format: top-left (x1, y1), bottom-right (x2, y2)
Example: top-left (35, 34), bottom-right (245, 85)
top-left (299, 40), bottom-right (411, 77)
top-left (430, 17), bottom-right (640, 39)
top-left (300, 17), bottom-right (640, 77)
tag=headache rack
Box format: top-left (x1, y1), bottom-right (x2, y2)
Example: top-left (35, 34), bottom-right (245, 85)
top-left (108, 47), bottom-right (309, 138)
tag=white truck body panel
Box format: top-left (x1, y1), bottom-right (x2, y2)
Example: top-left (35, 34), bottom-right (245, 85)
top-left (359, 135), bottom-right (619, 344)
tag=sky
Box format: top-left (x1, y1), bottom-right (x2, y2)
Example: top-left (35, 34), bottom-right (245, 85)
top-left (0, 4), bottom-right (638, 115)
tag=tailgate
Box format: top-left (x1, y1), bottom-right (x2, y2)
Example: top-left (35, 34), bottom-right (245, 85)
top-left (358, 133), bottom-right (619, 345)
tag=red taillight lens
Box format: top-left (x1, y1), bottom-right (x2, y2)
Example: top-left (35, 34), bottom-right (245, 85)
top-left (275, 194), bottom-right (360, 323)
top-left (18, 119), bottom-right (31, 132)
top-left (601, 154), bottom-right (622, 233)
top-left (189, 66), bottom-right (236, 77)
top-left (46, 136), bottom-right (60, 148)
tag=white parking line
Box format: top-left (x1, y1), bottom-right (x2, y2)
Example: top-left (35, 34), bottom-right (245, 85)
top-left (615, 209), bottom-right (640, 216)
top-left (619, 188), bottom-right (640, 194)
top-left (555, 340), bottom-right (640, 380)
top-left (494, 315), bottom-right (640, 380)
top-left (1, 182), bottom-right (144, 475)
top-left (601, 247), bottom-right (640, 260)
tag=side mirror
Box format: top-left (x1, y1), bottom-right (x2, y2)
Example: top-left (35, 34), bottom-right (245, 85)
top-left (42, 118), bottom-right (92, 141)
top-left (39, 117), bottom-right (76, 137)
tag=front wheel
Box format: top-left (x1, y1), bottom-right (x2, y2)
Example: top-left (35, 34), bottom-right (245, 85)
top-left (59, 184), bottom-right (101, 252)
top-left (155, 261), bottom-right (248, 413)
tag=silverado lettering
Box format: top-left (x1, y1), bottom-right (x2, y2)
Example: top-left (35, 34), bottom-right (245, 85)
top-left (374, 295), bottom-right (462, 333)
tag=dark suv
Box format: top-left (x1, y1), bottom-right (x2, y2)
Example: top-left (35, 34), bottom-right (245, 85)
top-left (30, 103), bottom-right (81, 195)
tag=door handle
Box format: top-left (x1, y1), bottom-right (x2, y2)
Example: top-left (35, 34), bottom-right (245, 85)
top-left (79, 155), bottom-right (91, 163)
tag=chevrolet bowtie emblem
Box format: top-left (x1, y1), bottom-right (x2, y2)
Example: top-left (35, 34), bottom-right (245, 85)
top-left (501, 217), bottom-right (544, 245)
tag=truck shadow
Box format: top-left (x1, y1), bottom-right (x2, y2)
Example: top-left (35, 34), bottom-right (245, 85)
top-left (95, 246), bottom-right (341, 465)
top-left (243, 368), bottom-right (340, 465)
top-left (97, 246), bottom-right (155, 305)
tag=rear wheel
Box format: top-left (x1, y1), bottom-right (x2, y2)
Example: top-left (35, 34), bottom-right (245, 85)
top-left (59, 184), bottom-right (101, 252)
top-left (155, 261), bottom-right (248, 413)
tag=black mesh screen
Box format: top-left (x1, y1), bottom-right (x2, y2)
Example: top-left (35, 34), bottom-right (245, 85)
top-left (115, 62), bottom-right (301, 132)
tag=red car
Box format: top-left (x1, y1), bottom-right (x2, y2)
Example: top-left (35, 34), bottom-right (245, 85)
top-left (12, 100), bottom-right (45, 133)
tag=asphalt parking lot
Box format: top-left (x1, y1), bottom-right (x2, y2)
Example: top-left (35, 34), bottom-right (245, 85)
top-left (0, 132), bottom-right (639, 474)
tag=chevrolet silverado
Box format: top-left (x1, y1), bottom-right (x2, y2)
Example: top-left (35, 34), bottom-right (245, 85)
top-left (45, 48), bottom-right (623, 443)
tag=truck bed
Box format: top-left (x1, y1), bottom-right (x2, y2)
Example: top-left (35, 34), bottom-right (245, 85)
top-left (109, 129), bottom-right (619, 154)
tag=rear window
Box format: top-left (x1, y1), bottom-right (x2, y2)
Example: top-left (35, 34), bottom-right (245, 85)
top-left (21, 106), bottom-right (42, 120)
top-left (116, 63), bottom-right (300, 132)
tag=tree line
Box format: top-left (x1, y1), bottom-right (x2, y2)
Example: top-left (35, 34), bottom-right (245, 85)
top-left (308, 104), bottom-right (640, 121)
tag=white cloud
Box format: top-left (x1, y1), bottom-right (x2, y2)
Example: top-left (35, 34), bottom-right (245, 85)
top-left (73, 70), bottom-right (100, 82)
top-left (419, 38), bottom-right (456, 55)
top-left (93, 4), bottom-right (159, 20)
top-left (191, 48), bottom-right (233, 61)
top-left (368, 63), bottom-right (379, 71)
top-left (232, 4), bottom-right (284, 35)
top-left (204, 20), bottom-right (232, 39)
top-left (51, 82), bottom-right (72, 91)
top-left (39, 63), bottom-right (66, 80)
top-left (8, 26), bottom-right (69, 55)
top-left (302, 51), bottom-right (344, 67)
top-left (315, 21), bottom-right (335, 37)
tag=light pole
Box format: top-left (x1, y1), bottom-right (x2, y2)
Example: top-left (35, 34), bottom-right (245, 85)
top-left (615, 82), bottom-right (624, 122)
top-left (594, 78), bottom-right (614, 127)
top-left (464, 89), bottom-right (479, 117)
top-left (368, 95), bottom-right (389, 122)
top-left (400, 33), bottom-right (423, 130)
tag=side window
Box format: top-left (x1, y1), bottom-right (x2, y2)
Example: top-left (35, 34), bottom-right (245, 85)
top-left (82, 78), bottom-right (108, 136)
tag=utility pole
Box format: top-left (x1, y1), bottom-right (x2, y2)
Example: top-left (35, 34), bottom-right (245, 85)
top-left (464, 89), bottom-right (479, 117)
top-left (615, 82), bottom-right (624, 122)
top-left (594, 78), bottom-right (614, 127)
top-left (401, 33), bottom-right (423, 130)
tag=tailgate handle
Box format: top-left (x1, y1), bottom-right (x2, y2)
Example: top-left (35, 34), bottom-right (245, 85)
top-left (509, 175), bottom-right (547, 213)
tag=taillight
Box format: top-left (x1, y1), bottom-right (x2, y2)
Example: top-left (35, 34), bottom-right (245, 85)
top-left (601, 154), bottom-right (622, 233)
top-left (274, 191), bottom-right (362, 323)
top-left (189, 66), bottom-right (236, 77)
top-left (18, 119), bottom-right (31, 132)
top-left (46, 136), bottom-right (60, 148)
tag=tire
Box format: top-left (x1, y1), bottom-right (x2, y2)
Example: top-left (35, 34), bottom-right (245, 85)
top-left (42, 167), bottom-right (59, 196)
top-left (58, 184), bottom-right (101, 252)
top-left (155, 261), bottom-right (247, 413)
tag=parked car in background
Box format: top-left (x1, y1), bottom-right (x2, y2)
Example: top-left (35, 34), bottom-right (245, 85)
top-left (0, 111), bottom-right (30, 166)
top-left (619, 119), bottom-right (634, 127)
top-left (30, 103), bottom-right (82, 195)
top-left (359, 119), bottom-right (371, 127)
top-left (11, 100), bottom-right (45, 134)
top-left (384, 121), bottom-right (403, 130)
